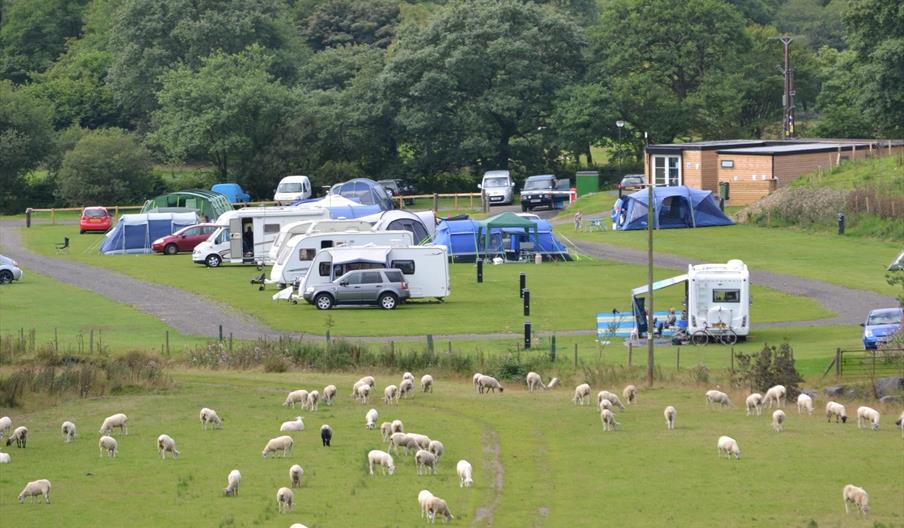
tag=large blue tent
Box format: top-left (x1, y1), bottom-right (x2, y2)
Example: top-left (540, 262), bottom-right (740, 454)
top-left (100, 212), bottom-right (198, 255)
top-left (613, 186), bottom-right (733, 230)
top-left (434, 216), bottom-right (571, 262)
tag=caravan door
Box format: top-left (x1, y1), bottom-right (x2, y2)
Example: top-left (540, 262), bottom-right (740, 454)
top-left (229, 218), bottom-right (242, 260)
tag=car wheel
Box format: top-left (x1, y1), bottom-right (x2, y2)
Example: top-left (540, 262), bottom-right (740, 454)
top-left (0, 270), bottom-right (13, 284)
top-left (314, 293), bottom-right (334, 310)
top-left (378, 293), bottom-right (398, 310)
top-left (164, 244), bottom-right (179, 255)
top-left (79, 230), bottom-right (85, 234)
top-left (205, 254), bottom-right (222, 268)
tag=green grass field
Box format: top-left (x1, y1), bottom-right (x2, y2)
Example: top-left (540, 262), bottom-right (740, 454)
top-left (1, 371), bottom-right (901, 527)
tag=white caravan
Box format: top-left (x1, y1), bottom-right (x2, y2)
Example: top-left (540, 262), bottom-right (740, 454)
top-left (268, 219), bottom-right (374, 263)
top-left (192, 207), bottom-right (330, 267)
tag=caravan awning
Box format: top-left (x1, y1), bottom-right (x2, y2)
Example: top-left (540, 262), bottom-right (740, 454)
top-left (631, 274), bottom-right (688, 297)
top-left (331, 248), bottom-right (390, 266)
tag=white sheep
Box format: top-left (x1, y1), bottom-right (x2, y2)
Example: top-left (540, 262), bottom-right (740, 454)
top-left (408, 433), bottom-right (431, 451)
top-left (745, 393), bottom-right (763, 416)
top-left (6, 426), bottom-right (27, 448)
top-left (600, 409), bottom-right (619, 431)
top-left (277, 487), bottom-right (294, 513)
top-left (896, 410), bottom-right (904, 438)
top-left (856, 406), bottom-right (880, 431)
top-left (384, 385), bottom-right (399, 404)
top-left (573, 383), bottom-right (591, 405)
top-left (428, 440), bottom-right (444, 460)
top-left (61, 421), bottom-right (76, 443)
top-left (390, 432), bottom-right (416, 455)
top-left (199, 408), bottom-right (222, 430)
top-left (18, 479), bottom-right (51, 504)
top-left (547, 377), bottom-right (560, 389)
top-left (664, 406), bottom-right (677, 430)
top-left (380, 422), bottom-right (393, 442)
top-left (353, 376), bottom-right (376, 394)
top-left (597, 390), bottom-right (625, 410)
top-left (283, 390), bottom-right (309, 408)
top-left (224, 469), bottom-right (241, 496)
top-left (425, 496), bottom-right (454, 524)
top-left (526, 371), bottom-right (545, 392)
top-left (598, 399), bottom-right (613, 412)
top-left (772, 410), bottom-right (785, 432)
top-left (0, 416), bottom-right (11, 438)
top-left (354, 383), bottom-right (372, 404)
top-left (157, 434), bottom-right (179, 459)
top-left (368, 449), bottom-right (396, 475)
top-left (290, 464), bottom-right (304, 487)
top-left (99, 413), bottom-right (128, 436)
top-left (322, 384), bottom-right (337, 405)
top-left (623, 384), bottom-right (637, 404)
top-left (477, 375), bottom-right (504, 394)
top-left (289, 525), bottom-right (309, 528)
top-left (705, 390), bottom-right (732, 408)
top-left (456, 459), bottom-right (473, 488)
top-left (399, 379), bottom-right (414, 399)
top-left (418, 489), bottom-right (435, 518)
top-left (797, 393), bottom-right (814, 415)
top-left (98, 435), bottom-right (118, 458)
top-left (472, 373), bottom-right (483, 393)
top-left (717, 435), bottom-right (741, 460)
top-left (391, 419), bottom-right (404, 434)
top-left (415, 449), bottom-right (438, 475)
top-left (826, 401), bottom-right (848, 423)
top-left (0, 452), bottom-right (9, 464)
top-left (306, 390), bottom-right (320, 411)
top-left (762, 385), bottom-right (786, 408)
top-left (421, 374), bottom-right (434, 393)
top-left (365, 408), bottom-right (378, 430)
top-left (280, 416), bottom-right (305, 432)
top-left (842, 484), bottom-right (870, 515)
top-left (402, 372), bottom-right (415, 382)
top-left (262, 435), bottom-right (294, 458)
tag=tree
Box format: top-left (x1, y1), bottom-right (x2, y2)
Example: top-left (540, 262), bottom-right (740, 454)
top-left (301, 0), bottom-right (400, 51)
top-left (549, 83), bottom-right (615, 164)
top-left (0, 81), bottom-right (56, 211)
top-left (811, 49), bottom-right (873, 138)
top-left (55, 128), bottom-right (158, 206)
top-left (775, 0), bottom-right (845, 50)
top-left (0, 0), bottom-right (90, 83)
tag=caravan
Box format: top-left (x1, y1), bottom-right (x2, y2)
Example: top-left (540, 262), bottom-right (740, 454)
top-left (268, 219), bottom-right (375, 263)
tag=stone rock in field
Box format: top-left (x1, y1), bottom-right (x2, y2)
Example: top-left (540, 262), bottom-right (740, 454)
top-left (823, 385), bottom-right (847, 397)
top-left (801, 389), bottom-right (818, 399)
top-left (873, 377), bottom-right (904, 398)
top-left (879, 395), bottom-right (901, 405)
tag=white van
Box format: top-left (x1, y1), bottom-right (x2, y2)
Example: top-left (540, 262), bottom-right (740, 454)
top-left (268, 219), bottom-right (374, 263)
top-left (479, 170), bottom-right (515, 205)
top-left (274, 175), bottom-right (312, 204)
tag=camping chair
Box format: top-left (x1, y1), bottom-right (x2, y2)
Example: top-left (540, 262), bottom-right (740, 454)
top-left (250, 272), bottom-right (266, 291)
top-left (55, 237), bottom-right (70, 254)
top-left (586, 218), bottom-right (606, 232)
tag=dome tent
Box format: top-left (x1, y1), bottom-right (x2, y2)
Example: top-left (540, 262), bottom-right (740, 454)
top-left (614, 186), bottom-right (733, 230)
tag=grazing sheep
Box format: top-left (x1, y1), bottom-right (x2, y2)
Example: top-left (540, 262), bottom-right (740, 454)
top-left (380, 422), bottom-right (393, 441)
top-left (408, 433), bottom-right (432, 451)
top-left (598, 399), bottom-right (613, 412)
top-left (526, 371), bottom-right (545, 392)
top-left (262, 435), bottom-right (294, 458)
top-left (17, 479), bottom-right (51, 504)
top-left (157, 434), bottom-right (179, 459)
top-left (705, 390), bottom-right (732, 408)
top-left (384, 385), bottom-right (399, 404)
top-left (664, 406), bottom-right (677, 430)
top-left (415, 449), bottom-right (438, 475)
top-left (797, 393), bottom-right (814, 415)
top-left (428, 440), bottom-right (444, 460)
top-left (320, 424), bottom-right (332, 447)
top-left (0, 452), bottom-right (9, 464)
top-left (199, 408), bottom-right (222, 430)
top-left (280, 416), bottom-right (305, 432)
top-left (98, 435), bottom-right (118, 458)
top-left (283, 390), bottom-right (309, 408)
top-left (772, 410), bottom-right (785, 432)
top-left (472, 373), bottom-right (483, 393)
top-left (368, 449), bottom-right (396, 475)
top-left (290, 464), bottom-right (304, 487)
top-left (6, 426), bottom-right (27, 448)
top-left (477, 375), bottom-right (504, 394)
top-left (354, 383), bottom-right (372, 404)
top-left (717, 436), bottom-right (741, 460)
top-left (421, 374), bottom-right (434, 393)
top-left (763, 385), bottom-right (786, 408)
top-left (399, 379), bottom-right (415, 399)
top-left (597, 390), bottom-right (625, 410)
top-left (600, 409), bottom-right (619, 432)
top-left (745, 393), bottom-right (763, 416)
top-left (842, 484), bottom-right (870, 515)
top-left (419, 489), bottom-right (435, 518)
top-left (61, 421), bottom-right (76, 443)
top-left (391, 419), bottom-right (404, 434)
top-left (365, 408), bottom-right (378, 430)
top-left (896, 411), bottom-right (904, 438)
top-left (402, 372), bottom-right (415, 382)
top-left (547, 377), bottom-right (560, 389)
top-left (623, 384), bottom-right (637, 404)
top-left (826, 401), bottom-right (848, 423)
top-left (457, 459), bottom-right (473, 488)
top-left (224, 469), bottom-right (241, 496)
top-left (277, 487), bottom-right (294, 513)
top-left (0, 416), bottom-right (11, 438)
top-left (99, 413), bottom-right (128, 436)
top-left (306, 390), bottom-right (320, 411)
top-left (856, 406), bottom-right (880, 431)
top-left (390, 432), bottom-right (415, 455)
top-left (323, 384), bottom-right (337, 405)
top-left (353, 376), bottom-right (376, 395)
top-left (425, 496), bottom-right (454, 524)
top-left (573, 383), bottom-right (591, 405)
top-left (289, 525), bottom-right (309, 528)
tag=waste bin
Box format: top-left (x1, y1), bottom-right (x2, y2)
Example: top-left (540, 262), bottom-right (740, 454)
top-left (719, 181), bottom-right (730, 201)
top-left (575, 171), bottom-right (599, 197)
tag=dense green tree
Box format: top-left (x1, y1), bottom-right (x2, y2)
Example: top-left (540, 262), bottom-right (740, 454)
top-left (776, 0), bottom-right (845, 50)
top-left (549, 83), bottom-right (615, 164)
top-left (810, 48), bottom-right (872, 138)
top-left (0, 81), bottom-right (56, 210)
top-left (723, 0), bottom-right (780, 25)
top-left (0, 0), bottom-right (90, 83)
top-left (301, 0), bottom-right (399, 51)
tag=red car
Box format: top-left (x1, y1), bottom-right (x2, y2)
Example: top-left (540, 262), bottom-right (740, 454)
top-left (152, 223), bottom-right (219, 255)
top-left (79, 207), bottom-right (113, 233)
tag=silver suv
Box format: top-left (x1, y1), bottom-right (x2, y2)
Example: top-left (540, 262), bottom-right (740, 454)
top-left (303, 268), bottom-right (410, 310)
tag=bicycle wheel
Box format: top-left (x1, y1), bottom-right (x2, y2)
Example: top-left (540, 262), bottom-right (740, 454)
top-left (720, 329), bottom-right (738, 346)
top-left (691, 331), bottom-right (709, 346)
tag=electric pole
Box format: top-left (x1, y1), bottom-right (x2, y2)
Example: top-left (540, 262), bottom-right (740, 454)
top-left (770, 35), bottom-right (796, 139)
top-left (645, 131), bottom-right (654, 388)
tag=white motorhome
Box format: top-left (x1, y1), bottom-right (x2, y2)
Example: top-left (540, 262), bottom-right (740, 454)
top-left (268, 219), bottom-right (374, 263)
top-left (192, 207), bottom-right (330, 267)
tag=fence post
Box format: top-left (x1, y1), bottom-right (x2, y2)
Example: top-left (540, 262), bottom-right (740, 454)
top-left (549, 335), bottom-right (556, 362)
top-left (427, 334), bottom-right (434, 354)
top-left (447, 341), bottom-right (452, 355)
top-left (432, 193), bottom-right (439, 213)
top-left (229, 333), bottom-right (233, 353)
top-left (628, 342), bottom-right (633, 367)
top-left (836, 348), bottom-right (841, 377)
top-left (165, 331), bottom-right (170, 356)
top-left (574, 343), bottom-right (578, 367)
top-left (730, 347), bottom-right (735, 374)
top-left (676, 346), bottom-right (680, 370)
top-left (470, 194), bottom-right (474, 209)
top-left (219, 325), bottom-right (223, 342)
top-left (89, 329), bottom-right (94, 354)
top-left (454, 194), bottom-right (459, 210)
top-left (25, 208), bottom-right (32, 228)
top-left (51, 208), bottom-right (56, 225)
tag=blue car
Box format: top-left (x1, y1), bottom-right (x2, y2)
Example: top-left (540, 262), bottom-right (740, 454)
top-left (862, 307), bottom-right (903, 350)
top-left (211, 183), bottom-right (251, 203)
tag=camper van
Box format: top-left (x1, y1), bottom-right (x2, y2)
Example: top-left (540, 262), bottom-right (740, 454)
top-left (274, 175), bottom-right (312, 204)
top-left (192, 207), bottom-right (330, 267)
top-left (269, 230), bottom-right (415, 288)
top-left (268, 219), bottom-right (374, 263)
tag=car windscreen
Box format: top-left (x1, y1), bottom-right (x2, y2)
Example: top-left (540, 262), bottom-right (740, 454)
top-left (277, 182), bottom-right (303, 193)
top-left (84, 209), bottom-right (108, 217)
top-left (867, 310), bottom-right (903, 325)
top-left (524, 179), bottom-right (553, 190)
top-left (623, 177), bottom-right (644, 184)
top-left (483, 177), bottom-right (509, 188)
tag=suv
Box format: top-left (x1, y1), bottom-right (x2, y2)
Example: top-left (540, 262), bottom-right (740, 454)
top-left (618, 175), bottom-right (646, 192)
top-left (303, 268), bottom-right (410, 310)
top-left (377, 179), bottom-right (416, 206)
top-left (861, 307), bottom-right (903, 350)
top-left (520, 175), bottom-right (557, 211)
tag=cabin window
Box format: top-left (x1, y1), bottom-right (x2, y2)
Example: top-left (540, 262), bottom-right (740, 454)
top-left (264, 223), bottom-right (281, 234)
top-left (299, 248), bottom-right (317, 261)
top-left (653, 155), bottom-right (681, 186)
top-left (321, 240), bottom-right (334, 249)
top-left (319, 262), bottom-right (331, 276)
top-left (390, 259), bottom-right (415, 275)
top-left (712, 289), bottom-right (740, 303)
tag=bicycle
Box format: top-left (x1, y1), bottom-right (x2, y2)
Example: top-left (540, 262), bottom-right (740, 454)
top-left (691, 323), bottom-right (738, 346)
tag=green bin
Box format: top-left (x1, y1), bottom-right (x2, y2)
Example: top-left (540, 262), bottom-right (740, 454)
top-left (719, 181), bottom-right (730, 200)
top-left (575, 171), bottom-right (599, 197)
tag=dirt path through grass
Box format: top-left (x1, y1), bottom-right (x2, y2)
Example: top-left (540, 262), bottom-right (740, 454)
top-left (472, 429), bottom-right (505, 527)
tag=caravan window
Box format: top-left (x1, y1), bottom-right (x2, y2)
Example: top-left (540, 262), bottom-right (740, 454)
top-left (319, 262), bottom-right (331, 276)
top-left (713, 289), bottom-right (740, 303)
top-left (299, 248), bottom-right (317, 261)
top-left (321, 240), bottom-right (334, 249)
top-left (264, 223), bottom-right (281, 234)
top-left (390, 259), bottom-right (415, 275)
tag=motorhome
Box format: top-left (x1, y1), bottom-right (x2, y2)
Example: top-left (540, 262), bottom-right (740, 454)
top-left (192, 207), bottom-right (330, 267)
top-left (267, 219), bottom-right (374, 263)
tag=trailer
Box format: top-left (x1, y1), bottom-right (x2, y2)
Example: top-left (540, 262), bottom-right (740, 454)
top-left (267, 219), bottom-right (375, 263)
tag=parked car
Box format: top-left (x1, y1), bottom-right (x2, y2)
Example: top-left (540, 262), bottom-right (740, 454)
top-left (274, 175), bottom-right (312, 204)
top-left (211, 183), bottom-right (251, 203)
top-left (0, 255), bottom-right (22, 284)
top-left (377, 179), bottom-right (416, 206)
top-left (861, 307), bottom-right (903, 350)
top-left (479, 170), bottom-right (515, 205)
top-left (520, 175), bottom-right (558, 211)
top-left (618, 174), bottom-right (646, 192)
top-left (303, 268), bottom-right (410, 310)
top-left (79, 207), bottom-right (112, 234)
top-left (152, 223), bottom-right (219, 255)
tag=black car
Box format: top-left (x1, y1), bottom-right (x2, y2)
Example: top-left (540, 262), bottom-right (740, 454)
top-left (520, 175), bottom-right (558, 211)
top-left (378, 179), bottom-right (416, 206)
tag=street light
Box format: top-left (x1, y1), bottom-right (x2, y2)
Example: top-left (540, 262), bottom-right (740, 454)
top-left (616, 120), bottom-right (625, 142)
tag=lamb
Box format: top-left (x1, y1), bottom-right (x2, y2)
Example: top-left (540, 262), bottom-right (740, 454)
top-left (368, 449), bottom-right (396, 475)
top-left (705, 390), bottom-right (732, 408)
top-left (573, 383), bottom-right (591, 405)
top-left (600, 409), bottom-right (619, 431)
top-left (416, 449), bottom-right (438, 475)
top-left (842, 484), bottom-right (870, 515)
top-left (380, 422), bottom-right (393, 442)
top-left (365, 408), bottom-right (379, 430)
top-left (199, 408), bottom-right (222, 430)
top-left (762, 384), bottom-right (786, 408)
top-left (425, 496), bottom-right (454, 524)
top-left (157, 434), bottom-right (180, 459)
top-left (418, 489), bottom-right (435, 518)
top-left (384, 385), bottom-right (399, 404)
top-left (390, 432), bottom-right (416, 455)
top-left (354, 383), bottom-right (372, 404)
top-left (98, 435), bottom-right (118, 458)
top-left (421, 374), bottom-right (434, 393)
top-left (598, 399), bottom-right (613, 412)
top-left (826, 401), bottom-right (848, 423)
top-left (61, 421), bottom-right (76, 443)
top-left (428, 440), bottom-right (444, 460)
top-left (477, 375), bottom-right (504, 393)
top-left (399, 379), bottom-right (414, 399)
top-left (306, 390), bottom-right (320, 412)
top-left (277, 487), bottom-right (294, 513)
top-left (772, 410), bottom-right (785, 432)
top-left (0, 452), bottom-right (9, 464)
top-left (99, 413), bottom-right (128, 436)
top-left (547, 377), bottom-right (560, 389)
top-left (745, 393), bottom-right (763, 416)
top-left (797, 393), bottom-right (814, 415)
top-left (402, 371), bottom-right (415, 382)
top-left (0, 416), bottom-right (11, 438)
top-left (856, 406), bottom-right (880, 431)
top-left (322, 384), bottom-right (337, 405)
top-left (280, 416), bottom-right (305, 432)
top-left (717, 435), bottom-right (741, 460)
top-left (290, 464), bottom-right (304, 487)
top-left (472, 373), bottom-right (483, 393)
top-left (283, 389), bottom-right (309, 408)
top-left (526, 371), bottom-right (546, 392)
top-left (896, 410), bottom-right (904, 438)
top-left (457, 459), bottom-right (473, 488)
top-left (597, 390), bottom-right (625, 410)
top-left (262, 435), bottom-right (294, 458)
top-left (224, 469), bottom-right (241, 496)
top-left (623, 384), bottom-right (637, 404)
top-left (407, 433), bottom-right (432, 450)
top-left (353, 376), bottom-right (376, 394)
top-left (289, 525), bottom-right (309, 528)
top-left (6, 426), bottom-right (27, 448)
top-left (391, 419), bottom-right (404, 434)
top-left (17, 479), bottom-right (51, 504)
top-left (320, 424), bottom-right (332, 447)
top-left (664, 406), bottom-right (677, 430)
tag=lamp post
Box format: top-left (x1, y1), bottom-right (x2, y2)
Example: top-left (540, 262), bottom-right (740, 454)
top-left (616, 120), bottom-right (625, 142)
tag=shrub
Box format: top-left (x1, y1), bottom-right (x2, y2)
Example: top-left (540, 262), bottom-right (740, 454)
top-left (734, 342), bottom-right (804, 397)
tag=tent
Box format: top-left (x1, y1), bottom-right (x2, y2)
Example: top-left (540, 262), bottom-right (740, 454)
top-left (434, 214), bottom-right (571, 262)
top-left (476, 212), bottom-right (539, 252)
top-left (294, 178), bottom-right (394, 211)
top-left (142, 189), bottom-right (232, 221)
top-left (359, 210), bottom-right (435, 243)
top-left (100, 212), bottom-right (198, 255)
top-left (291, 194), bottom-right (385, 219)
top-left (613, 186), bottom-right (733, 230)
top-left (888, 248), bottom-right (904, 271)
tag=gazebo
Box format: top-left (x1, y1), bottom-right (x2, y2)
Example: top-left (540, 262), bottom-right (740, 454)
top-left (475, 212), bottom-right (540, 260)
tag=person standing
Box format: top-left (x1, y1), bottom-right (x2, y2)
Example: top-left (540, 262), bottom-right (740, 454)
top-left (574, 211), bottom-right (583, 231)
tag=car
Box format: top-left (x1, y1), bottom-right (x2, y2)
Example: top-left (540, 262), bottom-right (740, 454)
top-left (618, 174), bottom-right (646, 192)
top-left (79, 207), bottom-right (112, 234)
top-left (211, 183), bottom-right (251, 203)
top-left (303, 268), bottom-right (410, 310)
top-left (377, 179), bottom-right (416, 206)
top-left (520, 175), bottom-right (558, 211)
top-left (861, 307), bottom-right (903, 350)
top-left (152, 223), bottom-right (220, 255)
top-left (479, 171), bottom-right (515, 205)
top-left (0, 255), bottom-right (23, 284)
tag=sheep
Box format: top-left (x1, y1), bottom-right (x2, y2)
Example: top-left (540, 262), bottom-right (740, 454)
top-left (368, 449), bottom-right (396, 475)
top-left (280, 416), bottom-right (305, 432)
top-left (320, 424), bottom-right (332, 447)
top-left (418, 489), bottom-right (435, 518)
top-left (99, 413), bottom-right (128, 436)
top-left (289, 525), bottom-right (309, 528)
top-left (354, 383), bottom-right (371, 404)
top-left (402, 371), bottom-right (415, 382)
top-left (897, 411), bottom-right (904, 438)
top-left (797, 393), bottom-right (814, 415)
top-left (323, 384), bottom-right (337, 405)
top-left (745, 393), bottom-right (763, 416)
top-left (856, 406), bottom-right (880, 431)
top-left (391, 419), bottom-right (404, 434)
top-left (457, 459), bottom-right (473, 488)
top-left (365, 408), bottom-right (378, 430)
top-left (277, 487), bottom-right (295, 513)
top-left (384, 385), bottom-right (399, 404)
top-left (17, 479), bottom-right (51, 504)
top-left (0, 416), bottom-right (11, 438)
top-left (826, 401), bottom-right (848, 423)
top-left (597, 390), bottom-right (625, 410)
top-left (425, 496), bottom-right (454, 524)
top-left (842, 484), bottom-right (870, 515)
top-left (262, 435), bottom-right (294, 458)
top-left (472, 373), bottom-right (483, 393)
top-left (415, 449), bottom-right (438, 475)
top-left (573, 383), bottom-right (591, 405)
top-left (199, 408), bottom-right (222, 430)
top-left (408, 433), bottom-right (432, 451)
top-left (598, 399), bottom-right (613, 412)
top-left (664, 406), bottom-right (677, 430)
top-left (157, 434), bottom-right (180, 459)
top-left (390, 432), bottom-right (416, 455)
top-left (600, 409), bottom-right (619, 432)
top-left (224, 469), bottom-right (241, 496)
top-left (763, 385), bottom-right (786, 408)
top-left (6, 426), bottom-right (27, 448)
top-left (477, 375), bottom-right (504, 394)
top-left (352, 376), bottom-right (375, 395)
top-left (61, 421), bottom-right (76, 443)
top-left (283, 390), bottom-right (309, 408)
top-left (526, 371), bottom-right (546, 392)
top-left (380, 422), bottom-right (393, 441)
top-left (98, 435), bottom-right (118, 458)
top-left (717, 436), bottom-right (741, 460)
top-left (306, 390), bottom-right (320, 412)
top-left (623, 384), bottom-right (637, 404)
top-left (428, 440), bottom-right (445, 460)
top-left (421, 374), bottom-right (434, 393)
top-left (289, 464), bottom-right (304, 488)
top-left (0, 452), bottom-right (9, 464)
top-left (705, 390), bottom-right (732, 408)
top-left (547, 377), bottom-right (560, 389)
top-left (399, 379), bottom-right (414, 399)
top-left (772, 410), bottom-right (785, 432)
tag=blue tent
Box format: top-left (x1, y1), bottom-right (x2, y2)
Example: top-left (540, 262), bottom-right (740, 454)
top-left (293, 178), bottom-right (394, 211)
top-left (434, 217), bottom-right (571, 262)
top-left (614, 186), bottom-right (733, 230)
top-left (100, 212), bottom-right (198, 255)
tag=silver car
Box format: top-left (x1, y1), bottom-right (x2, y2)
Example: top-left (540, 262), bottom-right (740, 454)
top-left (303, 268), bottom-right (410, 310)
top-left (479, 170), bottom-right (515, 205)
top-left (0, 255), bottom-right (23, 284)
